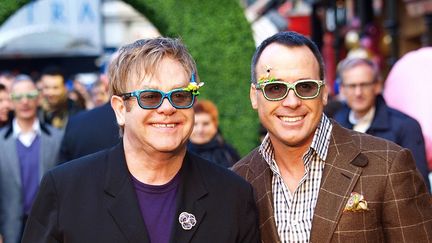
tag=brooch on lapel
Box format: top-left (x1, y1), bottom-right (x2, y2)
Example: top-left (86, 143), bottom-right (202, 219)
top-left (344, 192), bottom-right (369, 212)
top-left (179, 212), bottom-right (196, 230)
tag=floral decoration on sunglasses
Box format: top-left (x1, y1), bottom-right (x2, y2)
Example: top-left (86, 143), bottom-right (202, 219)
top-left (255, 67), bottom-right (324, 100)
top-left (120, 73), bottom-right (204, 109)
top-left (183, 73), bottom-right (204, 95)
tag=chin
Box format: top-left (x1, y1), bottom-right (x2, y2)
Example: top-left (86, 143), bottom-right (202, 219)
top-left (153, 141), bottom-right (187, 153)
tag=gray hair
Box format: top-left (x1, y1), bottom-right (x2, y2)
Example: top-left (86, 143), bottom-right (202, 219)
top-left (337, 58), bottom-right (380, 84)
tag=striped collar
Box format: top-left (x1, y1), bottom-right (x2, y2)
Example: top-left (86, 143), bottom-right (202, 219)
top-left (259, 114), bottom-right (333, 167)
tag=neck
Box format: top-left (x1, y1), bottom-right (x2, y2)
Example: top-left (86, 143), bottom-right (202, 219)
top-left (273, 143), bottom-right (307, 173)
top-left (16, 117), bottom-right (36, 133)
top-left (269, 135), bottom-right (312, 192)
top-left (123, 140), bottom-right (185, 186)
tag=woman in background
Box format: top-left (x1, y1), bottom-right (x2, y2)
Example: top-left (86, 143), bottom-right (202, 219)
top-left (188, 99), bottom-right (240, 168)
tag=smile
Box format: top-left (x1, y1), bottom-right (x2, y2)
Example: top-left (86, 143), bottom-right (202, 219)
top-left (152, 123), bottom-right (176, 128)
top-left (279, 116), bottom-right (304, 122)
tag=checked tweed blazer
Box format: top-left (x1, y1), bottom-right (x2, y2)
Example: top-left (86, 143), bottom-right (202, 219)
top-left (233, 121), bottom-right (432, 243)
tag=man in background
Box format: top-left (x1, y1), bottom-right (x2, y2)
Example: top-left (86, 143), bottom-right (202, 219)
top-left (334, 57), bottom-right (430, 191)
top-left (0, 75), bottom-right (63, 243)
top-left (90, 80), bottom-right (110, 108)
top-left (59, 101), bottom-right (119, 162)
top-left (0, 84), bottom-right (12, 128)
top-left (39, 66), bottom-right (83, 129)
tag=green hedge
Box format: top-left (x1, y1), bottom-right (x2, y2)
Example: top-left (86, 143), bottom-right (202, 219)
top-left (1, 0), bottom-right (259, 155)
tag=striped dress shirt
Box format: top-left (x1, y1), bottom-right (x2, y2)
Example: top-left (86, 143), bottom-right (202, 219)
top-left (259, 115), bottom-right (332, 242)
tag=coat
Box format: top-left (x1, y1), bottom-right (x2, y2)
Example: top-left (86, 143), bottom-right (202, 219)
top-left (0, 122), bottom-right (63, 243)
top-left (233, 121), bottom-right (432, 243)
top-left (334, 95), bottom-right (430, 191)
top-left (22, 142), bottom-right (260, 243)
top-left (59, 102), bottom-right (119, 162)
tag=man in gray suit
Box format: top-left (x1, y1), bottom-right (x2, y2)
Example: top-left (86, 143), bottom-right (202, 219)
top-left (0, 75), bottom-right (63, 243)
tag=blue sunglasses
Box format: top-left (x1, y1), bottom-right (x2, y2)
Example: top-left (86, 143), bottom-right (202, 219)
top-left (121, 88), bottom-right (196, 109)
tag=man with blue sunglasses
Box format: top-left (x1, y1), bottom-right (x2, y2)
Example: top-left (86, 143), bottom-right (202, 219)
top-left (22, 37), bottom-right (260, 243)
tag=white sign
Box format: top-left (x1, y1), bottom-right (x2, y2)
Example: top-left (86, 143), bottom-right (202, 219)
top-left (0, 0), bottom-right (102, 57)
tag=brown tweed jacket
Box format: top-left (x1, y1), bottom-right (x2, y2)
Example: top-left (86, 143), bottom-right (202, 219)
top-left (233, 121), bottom-right (432, 243)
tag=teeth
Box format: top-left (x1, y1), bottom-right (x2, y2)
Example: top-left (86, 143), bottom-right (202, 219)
top-left (153, 123), bottom-right (176, 128)
top-left (280, 116), bottom-right (303, 122)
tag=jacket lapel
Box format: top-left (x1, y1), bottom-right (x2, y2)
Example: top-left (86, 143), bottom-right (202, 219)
top-left (171, 152), bottom-right (207, 243)
top-left (104, 143), bottom-right (150, 243)
top-left (2, 126), bottom-right (21, 187)
top-left (310, 122), bottom-right (368, 243)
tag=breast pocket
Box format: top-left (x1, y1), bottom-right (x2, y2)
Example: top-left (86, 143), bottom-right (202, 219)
top-left (336, 209), bottom-right (378, 232)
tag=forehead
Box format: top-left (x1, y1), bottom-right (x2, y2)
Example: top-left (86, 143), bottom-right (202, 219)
top-left (257, 43), bottom-right (319, 78)
top-left (131, 57), bottom-right (189, 90)
top-left (12, 80), bottom-right (36, 92)
top-left (42, 75), bottom-right (63, 85)
top-left (341, 63), bottom-right (374, 82)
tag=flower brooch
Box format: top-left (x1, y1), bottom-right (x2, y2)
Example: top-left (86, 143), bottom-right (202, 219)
top-left (178, 212), bottom-right (196, 230)
top-left (344, 192), bottom-right (369, 212)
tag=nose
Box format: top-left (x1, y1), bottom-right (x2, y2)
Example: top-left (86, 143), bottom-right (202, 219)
top-left (353, 85), bottom-right (363, 96)
top-left (281, 88), bottom-right (301, 108)
top-left (156, 97), bottom-right (176, 114)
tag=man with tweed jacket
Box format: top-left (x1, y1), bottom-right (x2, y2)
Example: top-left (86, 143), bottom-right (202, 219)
top-left (233, 31), bottom-right (432, 242)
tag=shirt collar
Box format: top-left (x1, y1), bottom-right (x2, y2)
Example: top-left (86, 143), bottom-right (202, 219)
top-left (348, 106), bottom-right (375, 133)
top-left (12, 118), bottom-right (41, 137)
top-left (259, 114), bottom-right (333, 166)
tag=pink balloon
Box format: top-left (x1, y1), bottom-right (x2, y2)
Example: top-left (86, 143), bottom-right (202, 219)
top-left (384, 47), bottom-right (432, 169)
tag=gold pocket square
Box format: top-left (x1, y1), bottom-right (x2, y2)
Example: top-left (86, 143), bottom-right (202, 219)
top-left (344, 192), bottom-right (368, 212)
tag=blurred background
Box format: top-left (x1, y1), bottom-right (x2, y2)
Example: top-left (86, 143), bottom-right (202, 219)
top-left (0, 0), bottom-right (431, 156)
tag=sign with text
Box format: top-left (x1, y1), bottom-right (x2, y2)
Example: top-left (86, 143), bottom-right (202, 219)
top-left (0, 0), bottom-right (102, 57)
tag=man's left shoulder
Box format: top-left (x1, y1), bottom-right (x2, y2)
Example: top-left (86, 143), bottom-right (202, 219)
top-left (386, 107), bottom-right (422, 128)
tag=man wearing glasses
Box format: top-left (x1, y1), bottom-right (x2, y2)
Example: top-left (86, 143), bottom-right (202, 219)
top-left (22, 37), bottom-right (260, 243)
top-left (233, 31), bottom-right (431, 242)
top-left (0, 75), bottom-right (63, 243)
top-left (334, 57), bottom-right (430, 192)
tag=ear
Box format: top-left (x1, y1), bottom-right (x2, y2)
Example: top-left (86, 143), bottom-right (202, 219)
top-left (321, 84), bottom-right (329, 106)
top-left (111, 95), bottom-right (126, 126)
top-left (250, 84), bottom-right (258, 110)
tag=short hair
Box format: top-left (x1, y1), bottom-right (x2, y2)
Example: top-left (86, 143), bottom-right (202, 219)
top-left (41, 66), bottom-right (66, 84)
top-left (193, 99), bottom-right (219, 127)
top-left (90, 80), bottom-right (106, 91)
top-left (251, 31), bottom-right (325, 84)
top-left (108, 37), bottom-right (199, 96)
top-left (337, 57), bottom-right (380, 84)
top-left (12, 74), bottom-right (34, 88)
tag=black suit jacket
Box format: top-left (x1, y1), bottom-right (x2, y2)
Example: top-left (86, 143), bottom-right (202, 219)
top-left (59, 103), bottom-right (120, 162)
top-left (22, 143), bottom-right (260, 243)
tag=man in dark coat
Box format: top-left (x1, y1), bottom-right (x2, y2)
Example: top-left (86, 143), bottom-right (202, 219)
top-left (22, 37), bottom-right (259, 243)
top-left (334, 57), bottom-right (430, 191)
top-left (59, 102), bottom-right (119, 162)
